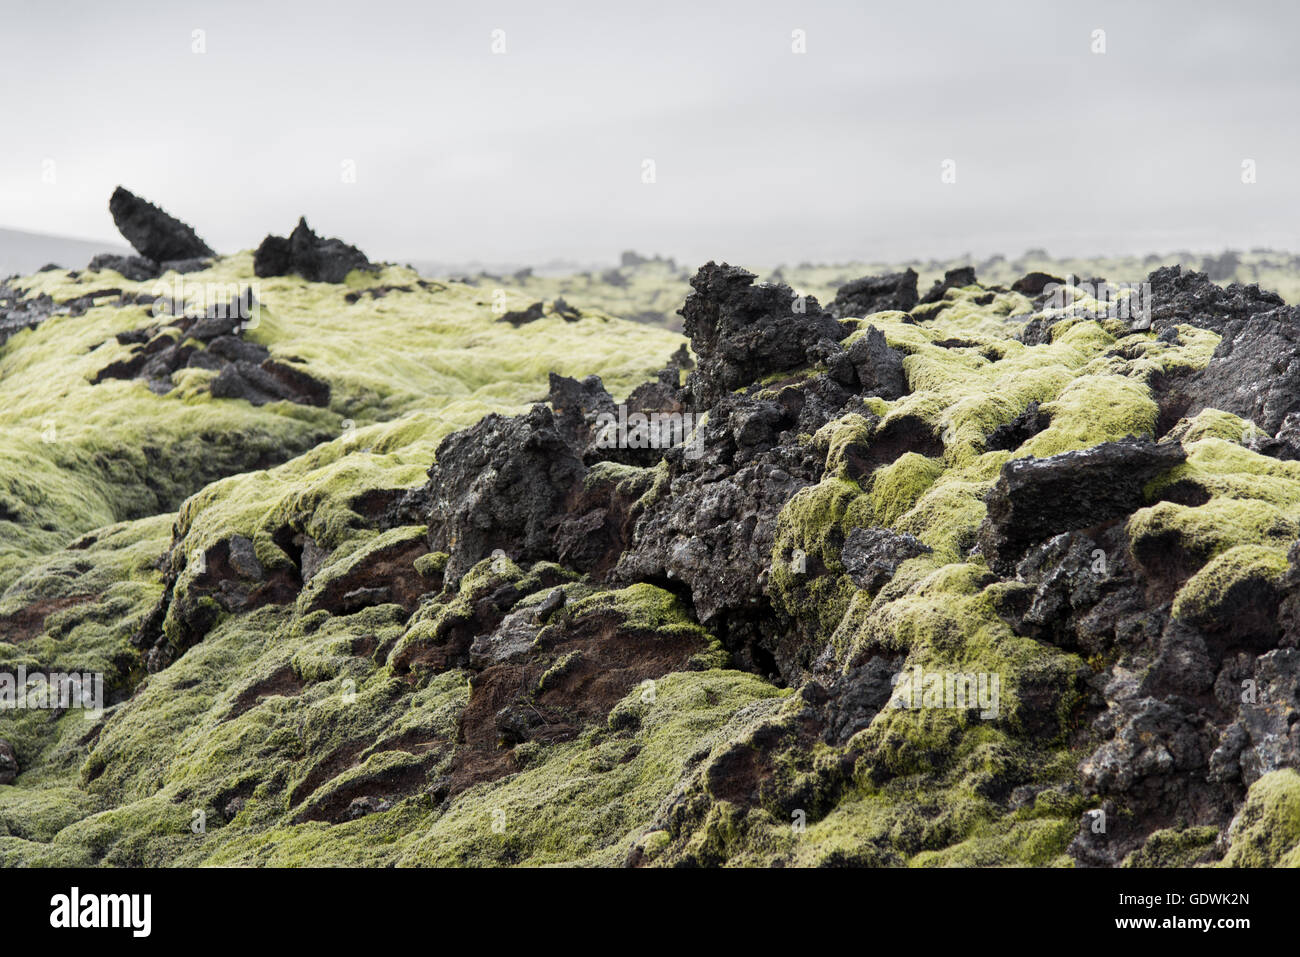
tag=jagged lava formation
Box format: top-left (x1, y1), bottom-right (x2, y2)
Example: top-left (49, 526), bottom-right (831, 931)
top-left (1, 195), bottom-right (1299, 866)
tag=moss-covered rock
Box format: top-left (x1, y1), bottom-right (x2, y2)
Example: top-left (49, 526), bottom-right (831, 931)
top-left (5, 249), bottom-right (1300, 869)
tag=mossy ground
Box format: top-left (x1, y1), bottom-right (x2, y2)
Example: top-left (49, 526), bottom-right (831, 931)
top-left (757, 283), bottom-right (1299, 866)
top-left (1, 255), bottom-right (680, 588)
top-left (3, 250), bottom-right (1298, 867)
top-left (1222, 769), bottom-right (1300, 867)
top-left (2, 253), bottom-right (696, 867)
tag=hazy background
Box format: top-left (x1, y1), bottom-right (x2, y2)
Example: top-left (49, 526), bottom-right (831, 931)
top-left (1, 0), bottom-right (1296, 268)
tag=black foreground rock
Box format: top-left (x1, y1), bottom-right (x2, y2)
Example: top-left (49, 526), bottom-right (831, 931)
top-left (978, 438), bottom-right (1187, 574)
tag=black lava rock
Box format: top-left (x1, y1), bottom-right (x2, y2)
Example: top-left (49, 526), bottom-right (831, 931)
top-left (680, 262), bottom-right (847, 408)
top-left (827, 269), bottom-right (919, 318)
top-left (254, 217), bottom-right (372, 283)
top-left (978, 437), bottom-right (1186, 573)
top-left (425, 405), bottom-right (586, 583)
top-left (841, 526), bottom-right (932, 592)
top-left (109, 186), bottom-right (215, 262)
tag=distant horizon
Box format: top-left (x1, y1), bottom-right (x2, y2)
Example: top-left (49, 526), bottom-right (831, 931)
top-left (3, 219), bottom-right (1295, 279)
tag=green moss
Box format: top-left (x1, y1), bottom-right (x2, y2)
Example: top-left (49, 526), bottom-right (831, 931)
top-left (1222, 769), bottom-right (1300, 867)
top-left (1166, 408), bottom-right (1255, 446)
top-left (1171, 544), bottom-right (1290, 621)
top-left (0, 785), bottom-right (101, 843)
top-left (909, 816), bottom-right (1076, 867)
top-left (1, 254), bottom-right (682, 590)
top-left (769, 478), bottom-right (866, 641)
top-left (813, 413), bottom-right (875, 478)
top-left (564, 582), bottom-right (717, 642)
top-left (868, 453), bottom-right (944, 526)
top-left (631, 460), bottom-right (671, 514)
top-left (1023, 374), bottom-right (1157, 457)
top-left (181, 670), bottom-right (781, 866)
top-left (7, 251), bottom-right (1296, 869)
top-left (413, 551), bottom-right (449, 578)
top-left (1151, 438), bottom-right (1300, 512)
top-left (1130, 499), bottom-right (1297, 567)
top-left (1123, 826), bottom-right (1220, 867)
top-left (295, 525), bottom-right (428, 615)
top-left (0, 246), bottom-right (692, 864)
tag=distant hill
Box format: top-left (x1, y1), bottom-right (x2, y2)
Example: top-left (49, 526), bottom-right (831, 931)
top-left (0, 227), bottom-right (129, 278)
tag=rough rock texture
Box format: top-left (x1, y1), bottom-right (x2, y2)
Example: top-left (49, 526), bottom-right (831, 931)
top-left (827, 269), bottom-right (919, 318)
top-left (108, 186), bottom-right (215, 263)
top-left (86, 254), bottom-right (160, 282)
top-left (846, 325), bottom-right (907, 399)
top-left (841, 527), bottom-right (932, 592)
top-left (979, 438), bottom-right (1186, 574)
top-left (425, 405), bottom-right (586, 583)
top-left (0, 281), bottom-right (56, 346)
top-left (85, 253), bottom-right (211, 281)
top-left (2, 278), bottom-right (179, 346)
top-left (680, 262), bottom-right (847, 408)
top-left (1011, 271), bottom-right (1065, 297)
top-left (1171, 306), bottom-right (1300, 435)
top-left (254, 217), bottom-right (372, 283)
top-left (985, 400), bottom-right (1050, 451)
top-left (920, 265), bottom-right (978, 303)
top-left (498, 301), bottom-right (546, 326)
top-left (1211, 648), bottom-right (1300, 787)
top-left (1144, 265), bottom-right (1285, 336)
top-left (90, 290), bottom-right (329, 406)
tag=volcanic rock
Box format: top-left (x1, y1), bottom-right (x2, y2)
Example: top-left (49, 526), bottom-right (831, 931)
top-left (1173, 306), bottom-right (1300, 435)
top-left (425, 404), bottom-right (586, 583)
top-left (978, 438), bottom-right (1186, 573)
top-left (109, 186), bottom-right (215, 263)
top-left (499, 301), bottom-right (546, 326)
top-left (680, 262), bottom-right (847, 408)
top-left (985, 400), bottom-right (1050, 451)
top-left (845, 325), bottom-right (907, 399)
top-left (254, 217), bottom-right (372, 283)
top-left (210, 359), bottom-right (331, 407)
top-left (827, 269), bottom-right (919, 318)
top-left (920, 266), bottom-right (978, 304)
top-left (1144, 265), bottom-right (1284, 336)
top-left (841, 526), bottom-right (932, 592)
top-left (87, 254), bottom-right (160, 282)
top-left (1011, 272), bottom-right (1065, 297)
top-left (1210, 649), bottom-right (1300, 787)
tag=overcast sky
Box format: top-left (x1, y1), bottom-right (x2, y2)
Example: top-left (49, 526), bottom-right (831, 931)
top-left (1, 0), bottom-right (1296, 266)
